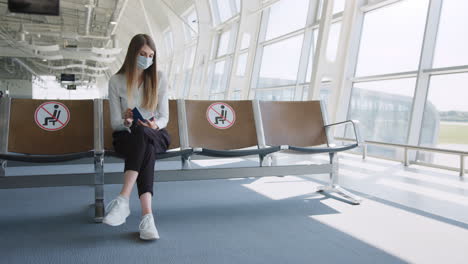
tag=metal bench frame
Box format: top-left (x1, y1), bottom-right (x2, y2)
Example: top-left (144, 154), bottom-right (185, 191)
top-left (0, 98), bottom-right (363, 222)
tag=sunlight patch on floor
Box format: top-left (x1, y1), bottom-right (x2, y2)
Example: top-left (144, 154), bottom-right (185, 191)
top-left (377, 179), bottom-right (468, 207)
top-left (242, 176), bottom-right (322, 200)
top-left (310, 198), bottom-right (468, 264)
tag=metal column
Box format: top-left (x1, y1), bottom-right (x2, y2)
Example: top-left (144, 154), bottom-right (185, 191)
top-left (93, 99), bottom-right (105, 222)
top-left (0, 97), bottom-right (11, 177)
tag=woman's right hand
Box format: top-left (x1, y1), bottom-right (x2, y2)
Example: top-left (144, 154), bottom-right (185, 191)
top-left (123, 108), bottom-right (133, 127)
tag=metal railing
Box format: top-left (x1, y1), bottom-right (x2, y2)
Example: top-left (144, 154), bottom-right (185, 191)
top-left (335, 137), bottom-right (467, 177)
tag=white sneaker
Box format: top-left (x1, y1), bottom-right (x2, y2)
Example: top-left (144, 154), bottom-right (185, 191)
top-left (139, 213), bottom-right (160, 240)
top-left (102, 195), bottom-right (130, 226)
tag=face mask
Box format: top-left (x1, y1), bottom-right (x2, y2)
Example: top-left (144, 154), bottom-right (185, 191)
top-left (136, 55), bottom-right (153, 70)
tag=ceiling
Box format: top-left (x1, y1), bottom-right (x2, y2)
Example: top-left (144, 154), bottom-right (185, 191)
top-left (0, 0), bottom-right (195, 85)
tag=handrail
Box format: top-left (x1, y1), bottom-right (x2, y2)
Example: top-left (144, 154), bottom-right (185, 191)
top-left (335, 137), bottom-right (466, 177)
top-left (326, 120), bottom-right (364, 146)
top-left (336, 137), bottom-right (468, 155)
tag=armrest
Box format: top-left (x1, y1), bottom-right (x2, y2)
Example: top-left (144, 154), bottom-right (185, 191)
top-left (324, 120), bottom-right (364, 146)
top-left (196, 146), bottom-right (281, 158)
top-left (0, 151), bottom-right (94, 163)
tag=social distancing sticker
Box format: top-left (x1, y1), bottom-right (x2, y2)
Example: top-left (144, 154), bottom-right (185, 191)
top-left (206, 102), bottom-right (236, 129)
top-left (34, 101), bottom-right (71, 131)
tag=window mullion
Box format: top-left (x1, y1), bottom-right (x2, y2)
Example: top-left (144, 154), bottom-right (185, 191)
top-left (407, 0), bottom-right (443, 149)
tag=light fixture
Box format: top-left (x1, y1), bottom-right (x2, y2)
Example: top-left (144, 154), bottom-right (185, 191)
top-left (111, 34), bottom-right (118, 49)
top-left (18, 31), bottom-right (26, 42)
top-left (17, 23), bottom-right (26, 42)
top-left (110, 21), bottom-right (117, 25)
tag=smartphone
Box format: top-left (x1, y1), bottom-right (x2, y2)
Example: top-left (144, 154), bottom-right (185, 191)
top-left (132, 107), bottom-right (154, 124)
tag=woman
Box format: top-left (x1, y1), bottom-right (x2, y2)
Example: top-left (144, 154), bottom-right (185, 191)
top-left (103, 34), bottom-right (170, 241)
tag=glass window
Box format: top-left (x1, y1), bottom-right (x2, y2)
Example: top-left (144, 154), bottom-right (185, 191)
top-left (34, 76), bottom-right (101, 99)
top-left (305, 29), bottom-right (319, 82)
top-left (218, 0), bottom-right (233, 23)
top-left (230, 90), bottom-right (241, 100)
top-left (305, 25), bottom-right (338, 82)
top-left (419, 73), bottom-right (468, 168)
top-left (333, 0), bottom-right (345, 14)
top-left (172, 73), bottom-right (179, 93)
top-left (217, 30), bottom-right (233, 57)
top-left (181, 46), bottom-right (195, 98)
top-left (207, 23), bottom-right (237, 99)
top-left (258, 34), bottom-right (304, 88)
top-left (302, 85), bottom-right (309, 100)
top-left (265, 0), bottom-right (309, 40)
top-left (184, 46), bottom-right (196, 70)
top-left (305, 50), bottom-right (313, 83)
top-left (209, 93), bottom-right (225, 100)
top-left (184, 9), bottom-right (198, 41)
top-left (240, 33), bottom-right (250, 50)
top-left (163, 30), bottom-right (173, 55)
top-left (210, 0), bottom-right (240, 25)
top-left (236, 52), bottom-right (248, 77)
top-left (181, 71), bottom-right (192, 98)
top-left (319, 81), bottom-right (331, 109)
top-left (317, 0), bottom-right (347, 20)
top-left (302, 82), bottom-right (331, 105)
top-left (326, 22), bottom-right (341, 62)
top-left (159, 63), bottom-right (168, 73)
top-left (433, 1), bottom-right (468, 68)
top-left (347, 78), bottom-right (416, 158)
top-left (255, 88), bottom-right (295, 101)
top-left (210, 60), bottom-right (228, 94)
top-left (355, 0), bottom-right (429, 77)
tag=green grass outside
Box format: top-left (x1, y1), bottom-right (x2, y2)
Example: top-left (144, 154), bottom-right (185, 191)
top-left (439, 123), bottom-right (468, 144)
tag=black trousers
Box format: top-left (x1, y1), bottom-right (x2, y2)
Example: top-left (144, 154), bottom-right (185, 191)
top-left (112, 124), bottom-right (170, 198)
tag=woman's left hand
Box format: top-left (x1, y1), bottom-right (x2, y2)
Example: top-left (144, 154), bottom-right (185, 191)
top-left (137, 119), bottom-right (159, 130)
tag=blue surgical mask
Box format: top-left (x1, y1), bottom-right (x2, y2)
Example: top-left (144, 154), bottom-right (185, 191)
top-left (136, 55), bottom-right (153, 70)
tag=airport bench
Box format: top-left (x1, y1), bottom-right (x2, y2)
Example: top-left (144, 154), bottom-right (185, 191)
top-left (0, 97), bottom-right (363, 222)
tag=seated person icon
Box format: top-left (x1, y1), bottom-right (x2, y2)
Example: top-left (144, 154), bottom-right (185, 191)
top-left (42, 105), bottom-right (61, 126)
top-left (214, 105), bottom-right (227, 125)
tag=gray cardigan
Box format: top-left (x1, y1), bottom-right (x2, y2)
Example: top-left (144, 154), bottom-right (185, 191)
top-left (108, 70), bottom-right (169, 132)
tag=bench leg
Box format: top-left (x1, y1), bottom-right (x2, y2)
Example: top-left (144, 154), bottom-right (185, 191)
top-left (0, 159), bottom-right (6, 177)
top-left (182, 155), bottom-right (192, 170)
top-left (271, 153), bottom-right (278, 166)
top-left (259, 154), bottom-right (273, 167)
top-left (94, 153), bottom-right (105, 223)
top-left (94, 185), bottom-right (104, 223)
top-left (316, 153), bottom-right (362, 205)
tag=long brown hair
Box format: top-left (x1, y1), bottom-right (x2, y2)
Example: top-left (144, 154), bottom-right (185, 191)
top-left (117, 34), bottom-right (158, 111)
